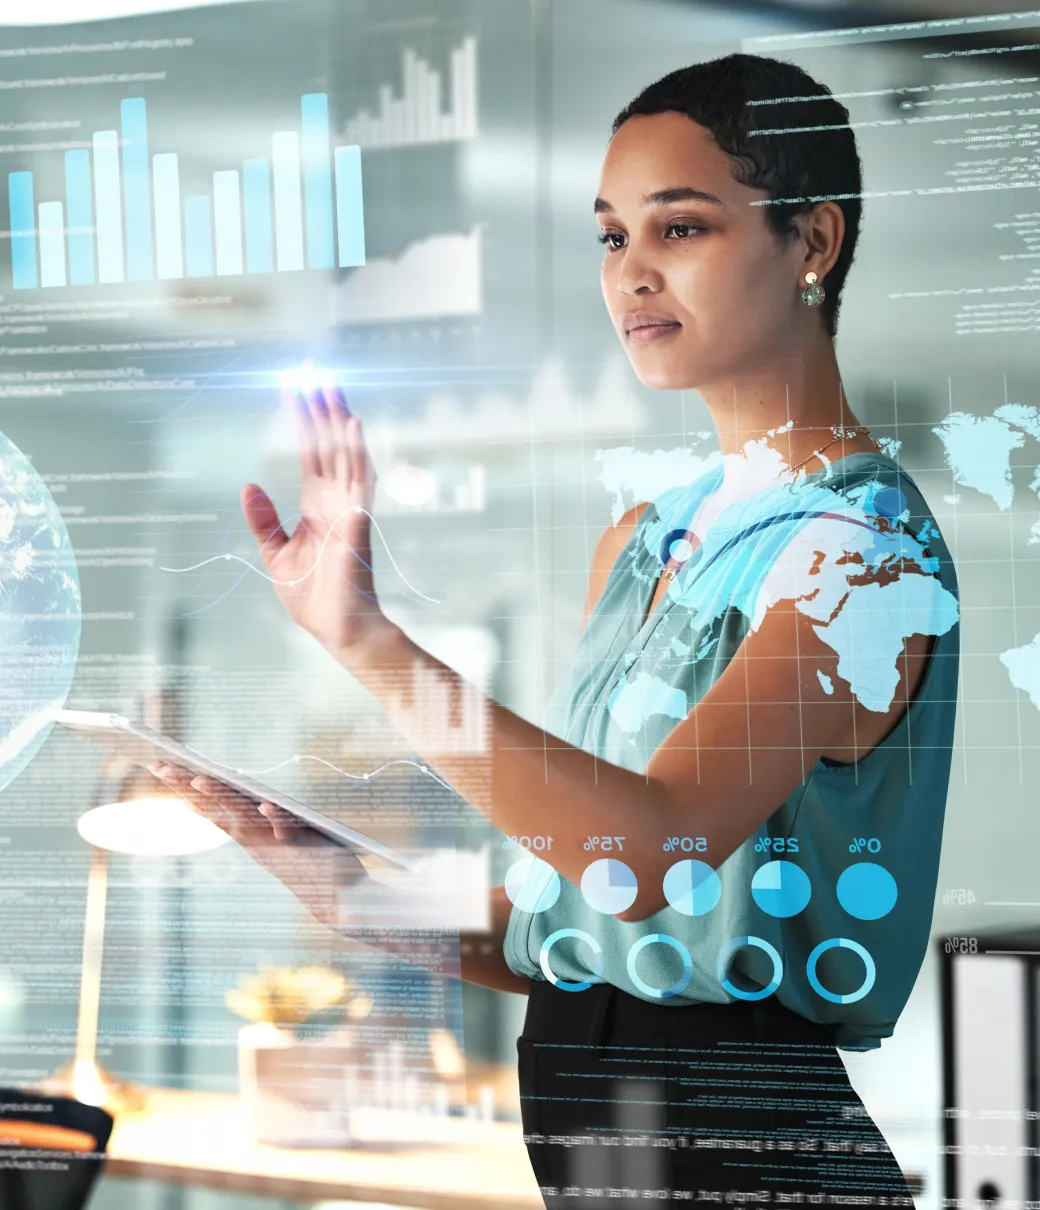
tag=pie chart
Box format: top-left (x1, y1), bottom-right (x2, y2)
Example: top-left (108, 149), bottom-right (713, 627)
top-left (751, 860), bottom-right (811, 918)
top-left (581, 858), bottom-right (638, 915)
top-left (662, 859), bottom-right (721, 916)
top-left (504, 855), bottom-right (561, 914)
top-left (836, 863), bottom-right (897, 920)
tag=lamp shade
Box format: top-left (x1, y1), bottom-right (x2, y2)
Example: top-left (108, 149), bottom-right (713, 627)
top-left (77, 796), bottom-right (230, 857)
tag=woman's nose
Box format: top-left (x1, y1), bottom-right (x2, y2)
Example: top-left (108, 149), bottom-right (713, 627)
top-left (615, 245), bottom-right (663, 296)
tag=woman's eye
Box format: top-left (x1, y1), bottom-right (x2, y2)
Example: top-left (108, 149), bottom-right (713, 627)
top-left (596, 230), bottom-right (625, 250)
top-left (666, 222), bottom-right (703, 239)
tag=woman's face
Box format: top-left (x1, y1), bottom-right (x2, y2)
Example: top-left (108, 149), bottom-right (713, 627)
top-left (596, 110), bottom-right (814, 392)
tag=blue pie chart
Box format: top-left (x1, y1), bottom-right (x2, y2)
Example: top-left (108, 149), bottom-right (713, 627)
top-left (751, 860), bottom-right (811, 918)
top-left (504, 855), bottom-right (561, 914)
top-left (836, 863), bottom-right (898, 921)
top-left (581, 858), bottom-right (638, 915)
top-left (663, 859), bottom-right (722, 916)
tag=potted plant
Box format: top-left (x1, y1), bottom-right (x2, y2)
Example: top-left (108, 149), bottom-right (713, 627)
top-left (228, 964), bottom-right (372, 1147)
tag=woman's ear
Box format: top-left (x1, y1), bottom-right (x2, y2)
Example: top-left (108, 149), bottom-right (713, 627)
top-left (800, 201), bottom-right (845, 282)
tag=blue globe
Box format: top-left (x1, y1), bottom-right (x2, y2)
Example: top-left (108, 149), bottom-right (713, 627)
top-left (0, 430), bottom-right (79, 791)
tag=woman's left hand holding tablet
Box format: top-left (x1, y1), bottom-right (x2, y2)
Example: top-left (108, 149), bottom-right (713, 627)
top-left (240, 377), bottom-right (396, 664)
top-left (149, 762), bottom-right (368, 929)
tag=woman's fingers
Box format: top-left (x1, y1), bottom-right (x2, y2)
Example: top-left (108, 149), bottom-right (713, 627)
top-left (150, 764), bottom-right (275, 843)
top-left (344, 415), bottom-right (369, 500)
top-left (150, 765), bottom-right (231, 830)
top-left (186, 775), bottom-right (270, 836)
top-left (150, 764), bottom-right (327, 850)
top-left (323, 383), bottom-right (351, 482)
top-left (257, 801), bottom-right (313, 844)
top-left (285, 386), bottom-right (321, 480)
top-left (305, 387), bottom-right (337, 479)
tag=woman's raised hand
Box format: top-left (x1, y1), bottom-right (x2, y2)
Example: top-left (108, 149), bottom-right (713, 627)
top-left (241, 378), bottom-right (391, 659)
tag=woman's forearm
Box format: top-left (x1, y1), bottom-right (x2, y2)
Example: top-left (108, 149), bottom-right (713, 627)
top-left (341, 623), bottom-right (676, 913)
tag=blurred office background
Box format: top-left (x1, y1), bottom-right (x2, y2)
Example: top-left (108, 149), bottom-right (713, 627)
top-left (0, 0), bottom-right (1039, 1207)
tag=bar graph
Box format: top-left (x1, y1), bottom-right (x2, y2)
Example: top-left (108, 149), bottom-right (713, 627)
top-left (65, 150), bottom-right (94, 286)
top-left (152, 152), bottom-right (182, 280)
top-left (38, 201), bottom-right (65, 288)
top-left (5, 91), bottom-right (368, 289)
top-left (342, 35), bottom-right (477, 148)
top-left (184, 195), bottom-right (213, 278)
top-left (9, 172), bottom-right (36, 289)
top-left (121, 97), bottom-right (152, 281)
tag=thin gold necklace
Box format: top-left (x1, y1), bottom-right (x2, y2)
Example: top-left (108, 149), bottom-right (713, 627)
top-left (787, 424), bottom-right (878, 474)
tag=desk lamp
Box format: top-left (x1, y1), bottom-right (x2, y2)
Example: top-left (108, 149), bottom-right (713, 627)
top-left (47, 758), bottom-right (229, 1113)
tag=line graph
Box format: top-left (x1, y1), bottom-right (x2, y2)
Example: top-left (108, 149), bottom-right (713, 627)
top-left (159, 505), bottom-right (441, 605)
top-left (240, 752), bottom-right (454, 794)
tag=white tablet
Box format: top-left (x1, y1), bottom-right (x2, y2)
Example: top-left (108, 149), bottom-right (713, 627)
top-left (51, 708), bottom-right (417, 871)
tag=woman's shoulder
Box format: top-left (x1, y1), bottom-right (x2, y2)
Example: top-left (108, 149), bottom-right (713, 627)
top-left (583, 502), bottom-right (652, 624)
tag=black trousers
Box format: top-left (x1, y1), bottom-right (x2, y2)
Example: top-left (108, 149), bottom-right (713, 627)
top-left (518, 979), bottom-right (915, 1209)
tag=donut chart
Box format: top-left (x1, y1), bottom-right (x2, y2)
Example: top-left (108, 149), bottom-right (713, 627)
top-left (538, 928), bottom-right (604, 993)
top-left (626, 933), bottom-right (693, 1000)
top-left (717, 935), bottom-right (783, 1001)
top-left (806, 937), bottom-right (876, 1005)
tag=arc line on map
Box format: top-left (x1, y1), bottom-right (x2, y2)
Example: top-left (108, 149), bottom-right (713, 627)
top-left (159, 505), bottom-right (441, 604)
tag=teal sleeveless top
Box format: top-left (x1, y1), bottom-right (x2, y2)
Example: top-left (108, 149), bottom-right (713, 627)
top-left (502, 452), bottom-right (960, 1050)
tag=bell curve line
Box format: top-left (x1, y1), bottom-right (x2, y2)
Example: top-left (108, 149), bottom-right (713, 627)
top-left (241, 753), bottom-right (455, 793)
top-left (166, 501), bottom-right (439, 619)
top-left (167, 739), bottom-right (456, 795)
top-left (158, 504), bottom-right (442, 605)
top-left (161, 489), bottom-right (314, 608)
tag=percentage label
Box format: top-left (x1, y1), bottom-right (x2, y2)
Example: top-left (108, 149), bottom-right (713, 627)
top-left (754, 837), bottom-right (800, 854)
top-left (502, 835), bottom-right (553, 852)
top-left (663, 836), bottom-right (707, 853)
top-left (944, 937), bottom-right (978, 955)
top-left (942, 888), bottom-right (976, 906)
top-left (584, 836), bottom-right (625, 852)
top-left (849, 837), bottom-right (881, 854)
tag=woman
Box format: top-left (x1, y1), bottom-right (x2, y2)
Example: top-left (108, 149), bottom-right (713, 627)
top-left (156, 54), bottom-right (959, 1206)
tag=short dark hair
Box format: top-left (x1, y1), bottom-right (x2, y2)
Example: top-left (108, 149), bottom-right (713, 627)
top-left (611, 53), bottom-right (862, 337)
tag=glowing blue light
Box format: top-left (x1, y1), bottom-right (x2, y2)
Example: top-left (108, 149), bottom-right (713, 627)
top-left (278, 361), bottom-right (340, 394)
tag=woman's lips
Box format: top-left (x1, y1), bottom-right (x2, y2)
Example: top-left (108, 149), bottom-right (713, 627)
top-left (627, 321), bottom-right (682, 346)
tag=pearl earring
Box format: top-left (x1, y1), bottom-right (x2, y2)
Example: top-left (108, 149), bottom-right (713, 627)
top-left (801, 271), bottom-right (826, 307)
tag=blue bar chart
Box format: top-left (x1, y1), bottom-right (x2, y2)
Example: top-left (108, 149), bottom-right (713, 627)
top-left (5, 91), bottom-right (367, 289)
top-left (121, 97), bottom-right (152, 281)
top-left (8, 172), bottom-right (36, 289)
